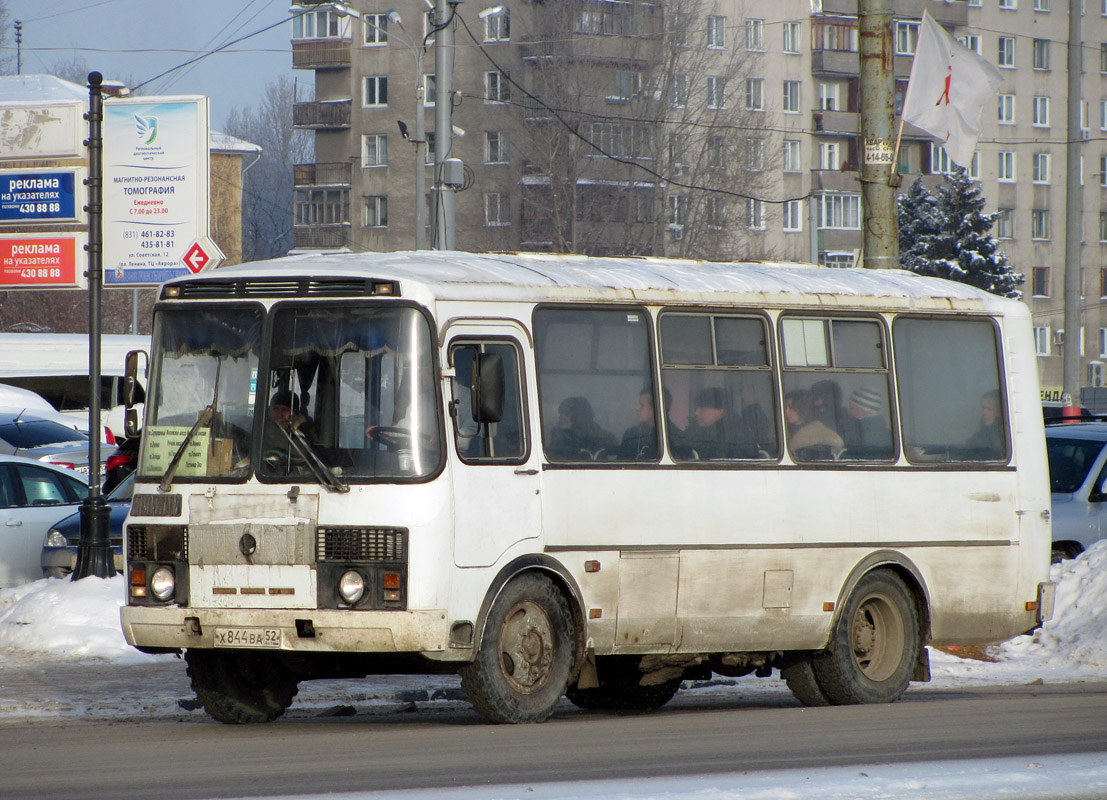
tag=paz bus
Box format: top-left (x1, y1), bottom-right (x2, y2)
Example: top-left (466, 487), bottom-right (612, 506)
top-left (119, 252), bottom-right (1054, 724)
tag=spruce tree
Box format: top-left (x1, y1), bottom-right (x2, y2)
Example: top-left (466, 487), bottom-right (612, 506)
top-left (896, 169), bottom-right (1023, 299)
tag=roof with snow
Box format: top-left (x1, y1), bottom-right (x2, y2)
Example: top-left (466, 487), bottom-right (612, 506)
top-left (0, 74), bottom-right (87, 103)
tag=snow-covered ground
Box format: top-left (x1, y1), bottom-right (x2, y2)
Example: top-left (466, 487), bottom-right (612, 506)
top-left (1, 543), bottom-right (1106, 800)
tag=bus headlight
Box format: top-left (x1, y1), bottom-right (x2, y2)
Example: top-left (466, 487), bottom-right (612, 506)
top-left (338, 570), bottom-right (365, 605)
top-left (150, 567), bottom-right (176, 601)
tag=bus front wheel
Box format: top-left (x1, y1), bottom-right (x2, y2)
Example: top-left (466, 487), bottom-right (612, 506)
top-left (811, 570), bottom-right (919, 705)
top-left (185, 649), bottom-right (300, 724)
top-left (460, 573), bottom-right (574, 724)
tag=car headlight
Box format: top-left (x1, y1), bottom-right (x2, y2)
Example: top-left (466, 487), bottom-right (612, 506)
top-left (150, 566), bottom-right (176, 601)
top-left (44, 530), bottom-right (68, 548)
top-left (338, 570), bottom-right (366, 605)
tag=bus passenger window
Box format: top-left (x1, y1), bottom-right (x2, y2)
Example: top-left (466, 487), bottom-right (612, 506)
top-left (660, 313), bottom-right (778, 461)
top-left (450, 342), bottom-right (526, 462)
top-left (894, 317), bottom-right (1008, 463)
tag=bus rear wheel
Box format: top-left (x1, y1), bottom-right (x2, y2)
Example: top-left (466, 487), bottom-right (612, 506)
top-left (185, 649), bottom-right (300, 724)
top-left (460, 573), bottom-right (574, 724)
top-left (811, 570), bottom-right (919, 705)
top-left (566, 656), bottom-right (682, 713)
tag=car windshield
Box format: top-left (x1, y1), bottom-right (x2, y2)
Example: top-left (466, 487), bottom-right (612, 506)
top-left (0, 419), bottom-right (87, 449)
top-left (1046, 436), bottom-right (1107, 493)
top-left (107, 472), bottom-right (134, 502)
top-left (139, 305), bottom-right (263, 482)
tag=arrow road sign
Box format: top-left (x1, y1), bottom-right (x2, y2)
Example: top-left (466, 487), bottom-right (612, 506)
top-left (182, 237), bottom-right (225, 274)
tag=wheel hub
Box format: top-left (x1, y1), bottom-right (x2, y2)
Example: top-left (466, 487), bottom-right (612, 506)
top-left (499, 601), bottom-right (554, 693)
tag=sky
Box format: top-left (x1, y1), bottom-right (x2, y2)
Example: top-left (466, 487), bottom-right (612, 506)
top-left (0, 542), bottom-right (1105, 798)
top-left (3, 0), bottom-right (298, 129)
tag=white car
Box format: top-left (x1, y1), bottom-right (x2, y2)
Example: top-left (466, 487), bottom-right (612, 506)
top-left (0, 455), bottom-right (89, 587)
top-left (0, 383), bottom-right (115, 444)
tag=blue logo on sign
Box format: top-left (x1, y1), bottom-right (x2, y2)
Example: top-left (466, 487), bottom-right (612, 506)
top-left (134, 115), bottom-right (157, 145)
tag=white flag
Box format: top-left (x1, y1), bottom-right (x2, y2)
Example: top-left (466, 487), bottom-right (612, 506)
top-left (902, 11), bottom-right (1003, 168)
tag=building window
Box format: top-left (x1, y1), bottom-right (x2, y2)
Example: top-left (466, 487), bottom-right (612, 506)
top-left (998, 151), bottom-right (1016, 182)
top-left (363, 195), bottom-right (387, 227)
top-left (783, 22), bottom-right (800, 54)
top-left (895, 22), bottom-right (919, 55)
top-left (746, 18), bottom-right (764, 51)
top-left (670, 74), bottom-right (688, 108)
top-left (706, 196), bottom-right (726, 229)
top-left (783, 139), bottom-right (802, 172)
top-left (668, 194), bottom-right (687, 225)
top-left (1032, 209), bottom-right (1051, 240)
top-left (485, 131), bottom-right (507, 164)
top-left (960, 34), bottom-right (981, 55)
top-left (1101, 155), bottom-right (1107, 186)
top-left (292, 7), bottom-right (349, 39)
top-left (1032, 266), bottom-right (1050, 297)
top-left (998, 37), bottom-right (1015, 68)
top-left (707, 135), bottom-right (726, 169)
top-left (612, 70), bottom-right (641, 102)
top-left (744, 78), bottom-right (762, 110)
top-left (295, 188), bottom-right (349, 225)
top-left (747, 198), bottom-right (765, 229)
top-left (1033, 152), bottom-right (1051, 184)
top-left (746, 138), bottom-right (764, 171)
top-left (996, 208), bottom-right (1013, 239)
top-left (361, 133), bottom-right (387, 167)
top-left (424, 9), bottom-right (437, 44)
top-left (1033, 39), bottom-right (1050, 70)
top-left (707, 15), bottom-right (725, 48)
top-left (363, 13), bottom-right (388, 45)
top-left (1033, 96), bottom-right (1050, 127)
top-left (484, 192), bottom-right (508, 226)
top-left (783, 80), bottom-right (801, 113)
top-left (1034, 0), bottom-right (1050, 10)
top-left (708, 76), bottom-right (727, 109)
top-left (485, 71), bottom-right (508, 103)
top-left (1100, 212), bottom-right (1107, 242)
top-left (818, 193), bottom-right (862, 229)
top-left (1034, 327), bottom-right (1050, 356)
top-left (819, 82), bottom-right (841, 111)
top-left (998, 94), bottom-right (1015, 124)
top-left (930, 144), bottom-right (956, 175)
top-left (423, 74), bottom-right (436, 106)
top-left (783, 199), bottom-right (803, 231)
top-left (426, 132), bottom-right (436, 164)
top-left (1102, 44), bottom-right (1107, 74)
top-left (484, 8), bottom-right (509, 41)
top-left (364, 76), bottom-right (388, 107)
top-left (1102, 270), bottom-right (1107, 297)
top-left (819, 141), bottom-right (841, 170)
top-left (999, 0), bottom-right (1016, 9)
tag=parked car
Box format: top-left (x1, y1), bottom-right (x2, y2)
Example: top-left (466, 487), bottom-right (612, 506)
top-left (0, 455), bottom-right (89, 587)
top-left (1046, 421), bottom-right (1107, 561)
top-left (42, 472), bottom-right (131, 579)
top-left (0, 382), bottom-right (116, 444)
top-left (103, 433), bottom-right (140, 494)
top-left (0, 409), bottom-right (113, 478)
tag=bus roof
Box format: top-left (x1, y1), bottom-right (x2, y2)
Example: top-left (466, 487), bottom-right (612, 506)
top-left (179, 251), bottom-right (1023, 315)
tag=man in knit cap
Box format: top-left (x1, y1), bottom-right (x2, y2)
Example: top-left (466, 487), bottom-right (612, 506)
top-left (841, 386), bottom-right (892, 458)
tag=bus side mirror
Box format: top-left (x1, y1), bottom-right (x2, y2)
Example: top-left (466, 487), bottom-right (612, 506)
top-left (123, 349), bottom-right (147, 438)
top-left (471, 351), bottom-right (504, 424)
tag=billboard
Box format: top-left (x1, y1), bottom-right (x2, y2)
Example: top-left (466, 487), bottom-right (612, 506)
top-left (103, 95), bottom-right (215, 286)
top-left (0, 233), bottom-right (87, 289)
top-left (0, 101), bottom-right (84, 160)
top-left (0, 169), bottom-right (81, 223)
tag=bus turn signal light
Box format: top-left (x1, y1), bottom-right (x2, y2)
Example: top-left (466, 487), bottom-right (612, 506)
top-left (130, 566), bottom-right (147, 598)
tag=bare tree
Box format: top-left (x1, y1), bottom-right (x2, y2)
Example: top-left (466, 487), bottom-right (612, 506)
top-left (224, 75), bottom-right (314, 261)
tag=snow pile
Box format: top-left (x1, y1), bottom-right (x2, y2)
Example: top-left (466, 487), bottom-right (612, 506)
top-left (0, 574), bottom-right (155, 663)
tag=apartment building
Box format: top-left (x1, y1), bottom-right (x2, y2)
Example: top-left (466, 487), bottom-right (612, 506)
top-left (290, 0), bottom-right (1107, 398)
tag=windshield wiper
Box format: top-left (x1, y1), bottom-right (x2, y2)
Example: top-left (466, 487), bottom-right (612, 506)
top-left (276, 422), bottom-right (349, 493)
top-left (160, 361), bottom-right (221, 493)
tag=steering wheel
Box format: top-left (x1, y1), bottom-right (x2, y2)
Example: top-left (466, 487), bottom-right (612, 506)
top-left (367, 426), bottom-right (414, 451)
top-left (263, 448), bottom-right (305, 467)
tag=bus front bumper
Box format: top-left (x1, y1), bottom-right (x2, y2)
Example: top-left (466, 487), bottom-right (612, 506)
top-left (120, 605), bottom-right (449, 654)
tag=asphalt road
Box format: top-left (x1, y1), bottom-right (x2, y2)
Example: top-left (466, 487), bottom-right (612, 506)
top-left (3, 681), bottom-right (1106, 800)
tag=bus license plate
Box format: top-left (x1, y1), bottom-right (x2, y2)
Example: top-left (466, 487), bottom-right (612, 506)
top-left (213, 627), bottom-right (282, 649)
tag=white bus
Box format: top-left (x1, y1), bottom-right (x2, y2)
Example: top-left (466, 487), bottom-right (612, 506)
top-left (119, 252), bottom-right (1055, 725)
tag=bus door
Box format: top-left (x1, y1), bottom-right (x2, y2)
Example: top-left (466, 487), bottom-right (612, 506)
top-left (446, 325), bottom-right (540, 568)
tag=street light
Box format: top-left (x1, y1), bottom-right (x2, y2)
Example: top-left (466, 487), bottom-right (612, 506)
top-left (366, 9), bottom-right (428, 251)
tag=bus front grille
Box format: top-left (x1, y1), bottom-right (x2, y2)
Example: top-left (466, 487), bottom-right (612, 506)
top-left (317, 527), bottom-right (407, 562)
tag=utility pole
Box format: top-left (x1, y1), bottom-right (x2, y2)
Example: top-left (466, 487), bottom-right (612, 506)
top-left (858, 0), bottom-right (898, 269)
top-left (432, 0), bottom-right (457, 250)
top-left (1062, 0), bottom-right (1084, 407)
top-left (14, 21), bottom-right (21, 75)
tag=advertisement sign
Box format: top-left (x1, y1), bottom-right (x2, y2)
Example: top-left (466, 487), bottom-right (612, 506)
top-left (103, 95), bottom-right (213, 286)
top-left (0, 233), bottom-right (87, 289)
top-left (0, 169), bottom-right (80, 223)
top-left (0, 101), bottom-right (84, 160)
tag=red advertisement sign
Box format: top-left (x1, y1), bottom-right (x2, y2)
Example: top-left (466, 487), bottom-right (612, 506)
top-left (0, 236), bottom-right (79, 288)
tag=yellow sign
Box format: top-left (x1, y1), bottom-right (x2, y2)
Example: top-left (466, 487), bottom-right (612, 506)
top-left (142, 424), bottom-right (210, 476)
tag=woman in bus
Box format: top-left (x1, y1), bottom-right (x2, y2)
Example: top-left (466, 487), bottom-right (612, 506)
top-left (784, 388), bottom-right (844, 461)
top-left (549, 396), bottom-right (615, 460)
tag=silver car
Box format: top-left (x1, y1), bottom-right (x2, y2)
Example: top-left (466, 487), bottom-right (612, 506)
top-left (0, 410), bottom-right (107, 477)
top-left (0, 455), bottom-right (89, 587)
top-left (1046, 421), bottom-right (1107, 561)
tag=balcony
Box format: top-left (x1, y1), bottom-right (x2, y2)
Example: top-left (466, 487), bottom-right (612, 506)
top-left (293, 100), bottom-right (351, 130)
top-left (294, 162), bottom-right (352, 187)
top-left (292, 224), bottom-right (350, 251)
top-left (813, 109), bottom-right (859, 135)
top-left (292, 39), bottom-right (352, 70)
top-left (816, 0), bottom-right (966, 25)
top-left (812, 49), bottom-right (859, 76)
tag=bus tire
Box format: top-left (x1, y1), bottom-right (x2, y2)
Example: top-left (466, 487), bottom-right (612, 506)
top-left (811, 570), bottom-right (919, 705)
top-left (460, 573), bottom-right (574, 724)
top-left (565, 656), bottom-right (681, 712)
top-left (780, 657), bottom-right (831, 707)
top-left (185, 649), bottom-right (299, 724)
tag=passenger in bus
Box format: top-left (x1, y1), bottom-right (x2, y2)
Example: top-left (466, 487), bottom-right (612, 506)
top-left (268, 390), bottom-right (314, 439)
top-left (785, 388), bottom-right (844, 461)
top-left (840, 386), bottom-right (893, 458)
top-left (811, 379), bottom-right (847, 434)
top-left (549, 396), bottom-right (616, 460)
top-left (964, 389), bottom-right (1006, 460)
top-left (616, 386), bottom-right (690, 460)
top-left (683, 387), bottom-right (757, 460)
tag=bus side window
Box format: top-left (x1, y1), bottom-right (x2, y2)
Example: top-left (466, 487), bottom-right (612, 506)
top-left (450, 342), bottom-right (526, 462)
